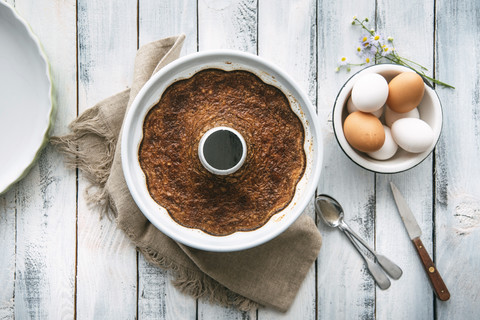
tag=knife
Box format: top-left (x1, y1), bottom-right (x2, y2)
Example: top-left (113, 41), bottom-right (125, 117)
top-left (390, 182), bottom-right (450, 301)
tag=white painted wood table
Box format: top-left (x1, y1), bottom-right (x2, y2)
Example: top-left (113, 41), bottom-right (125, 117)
top-left (1, 0), bottom-right (479, 319)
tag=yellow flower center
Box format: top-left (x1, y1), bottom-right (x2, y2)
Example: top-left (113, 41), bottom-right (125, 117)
top-left (362, 36), bottom-right (368, 42)
top-left (363, 42), bottom-right (369, 47)
top-left (384, 47), bottom-right (389, 52)
top-left (357, 47), bottom-right (362, 52)
top-left (374, 35), bottom-right (380, 40)
top-left (366, 58), bottom-right (371, 63)
top-left (341, 57), bottom-right (347, 62)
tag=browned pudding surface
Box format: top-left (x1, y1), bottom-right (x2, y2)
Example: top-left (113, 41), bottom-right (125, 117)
top-left (139, 69), bottom-right (306, 236)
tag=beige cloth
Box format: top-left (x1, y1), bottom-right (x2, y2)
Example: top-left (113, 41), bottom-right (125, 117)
top-left (51, 34), bottom-right (322, 312)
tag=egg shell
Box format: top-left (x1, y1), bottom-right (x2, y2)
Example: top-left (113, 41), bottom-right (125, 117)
top-left (367, 126), bottom-right (398, 160)
top-left (351, 73), bottom-right (389, 113)
top-left (347, 96), bottom-right (384, 118)
top-left (343, 111), bottom-right (385, 153)
top-left (385, 105), bottom-right (420, 127)
top-left (391, 118), bottom-right (434, 153)
top-left (387, 72), bottom-right (425, 113)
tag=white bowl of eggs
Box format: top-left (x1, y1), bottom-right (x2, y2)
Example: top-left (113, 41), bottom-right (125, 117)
top-left (333, 64), bottom-right (442, 173)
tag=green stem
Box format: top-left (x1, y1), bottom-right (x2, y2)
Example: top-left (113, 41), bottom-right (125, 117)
top-left (395, 55), bottom-right (428, 71)
top-left (383, 56), bottom-right (454, 88)
top-left (355, 18), bottom-right (374, 36)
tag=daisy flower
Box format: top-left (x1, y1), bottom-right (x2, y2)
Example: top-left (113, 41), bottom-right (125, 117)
top-left (364, 56), bottom-right (374, 65)
top-left (359, 35), bottom-right (370, 47)
top-left (338, 56), bottom-right (348, 66)
top-left (370, 33), bottom-right (382, 46)
top-left (381, 44), bottom-right (394, 57)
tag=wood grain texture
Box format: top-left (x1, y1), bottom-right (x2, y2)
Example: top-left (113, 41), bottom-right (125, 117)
top-left (0, 3), bottom-right (16, 318)
top-left (0, 192), bottom-right (15, 320)
top-left (1, 0), bottom-right (480, 319)
top-left (198, 0), bottom-right (257, 53)
top-left (316, 1), bottom-right (376, 319)
top-left (375, 0), bottom-right (435, 318)
top-left (139, 0), bottom-right (197, 56)
top-left (257, 0), bottom-right (317, 318)
top-left (76, 0), bottom-right (138, 318)
top-left (7, 0), bottom-right (77, 319)
top-left (137, 1), bottom-right (197, 319)
top-left (197, 1), bottom-right (257, 318)
top-left (435, 0), bottom-right (480, 318)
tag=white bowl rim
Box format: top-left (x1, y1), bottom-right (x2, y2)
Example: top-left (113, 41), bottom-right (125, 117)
top-left (121, 50), bottom-right (323, 252)
top-left (332, 63), bottom-right (443, 174)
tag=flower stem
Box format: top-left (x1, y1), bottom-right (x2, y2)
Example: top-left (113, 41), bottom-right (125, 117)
top-left (344, 16), bottom-right (454, 88)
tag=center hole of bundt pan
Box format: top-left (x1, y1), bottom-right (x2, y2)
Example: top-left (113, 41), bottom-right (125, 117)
top-left (198, 126), bottom-right (247, 175)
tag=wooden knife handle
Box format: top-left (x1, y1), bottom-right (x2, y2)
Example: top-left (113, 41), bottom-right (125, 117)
top-left (412, 237), bottom-right (450, 301)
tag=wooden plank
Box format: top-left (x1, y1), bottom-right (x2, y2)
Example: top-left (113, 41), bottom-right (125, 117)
top-left (435, 0), bottom-right (480, 318)
top-left (198, 0), bottom-right (257, 54)
top-left (6, 0), bottom-right (77, 319)
top-left (0, 192), bottom-right (15, 319)
top-left (0, 0), bottom-right (16, 296)
top-left (139, 0), bottom-right (197, 55)
top-left (137, 1), bottom-right (197, 319)
top-left (316, 2), bottom-right (377, 319)
top-left (375, 1), bottom-right (435, 318)
top-left (257, 0), bottom-right (317, 318)
top-left (0, 4), bottom-right (16, 318)
top-left (197, 0), bottom-right (257, 318)
top-left (76, 0), bottom-right (138, 318)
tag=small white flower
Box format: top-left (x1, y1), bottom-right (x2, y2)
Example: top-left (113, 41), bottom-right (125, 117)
top-left (368, 44), bottom-right (378, 55)
top-left (359, 35), bottom-right (370, 46)
top-left (387, 36), bottom-right (394, 42)
top-left (359, 48), bottom-right (375, 63)
top-left (355, 46), bottom-right (364, 57)
top-left (339, 56), bottom-right (349, 66)
top-left (370, 33), bottom-right (382, 46)
top-left (381, 44), bottom-right (394, 56)
top-left (364, 56), bottom-right (374, 65)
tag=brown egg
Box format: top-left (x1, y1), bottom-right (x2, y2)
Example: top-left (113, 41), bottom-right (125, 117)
top-left (343, 111), bottom-right (385, 153)
top-left (386, 72), bottom-right (425, 113)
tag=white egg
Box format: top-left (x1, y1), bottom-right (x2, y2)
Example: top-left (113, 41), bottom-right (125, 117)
top-left (372, 105), bottom-right (385, 118)
top-left (347, 95), bottom-right (357, 113)
top-left (385, 105), bottom-right (420, 127)
top-left (351, 73), bottom-right (389, 113)
top-left (391, 118), bottom-right (434, 153)
top-left (347, 96), bottom-right (384, 118)
top-left (367, 126), bottom-right (398, 160)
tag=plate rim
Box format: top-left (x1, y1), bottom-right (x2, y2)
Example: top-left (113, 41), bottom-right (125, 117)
top-left (0, 2), bottom-right (55, 195)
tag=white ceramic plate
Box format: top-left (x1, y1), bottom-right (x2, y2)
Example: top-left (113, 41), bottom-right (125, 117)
top-left (122, 50), bottom-right (323, 252)
top-left (0, 2), bottom-right (54, 194)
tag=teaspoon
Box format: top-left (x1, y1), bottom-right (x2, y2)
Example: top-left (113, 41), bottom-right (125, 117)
top-left (315, 194), bottom-right (403, 287)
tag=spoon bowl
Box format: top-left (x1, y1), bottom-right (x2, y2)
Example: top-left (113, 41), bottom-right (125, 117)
top-left (314, 194), bottom-right (344, 228)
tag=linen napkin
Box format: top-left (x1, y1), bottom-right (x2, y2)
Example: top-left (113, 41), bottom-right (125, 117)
top-left (51, 34), bottom-right (322, 312)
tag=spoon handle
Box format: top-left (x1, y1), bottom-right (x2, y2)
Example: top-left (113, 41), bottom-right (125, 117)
top-left (343, 230), bottom-right (391, 290)
top-left (341, 221), bottom-right (403, 280)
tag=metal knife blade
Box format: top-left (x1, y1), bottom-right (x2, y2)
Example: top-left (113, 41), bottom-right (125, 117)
top-left (390, 182), bottom-right (422, 240)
